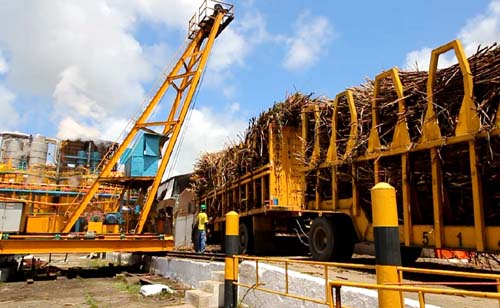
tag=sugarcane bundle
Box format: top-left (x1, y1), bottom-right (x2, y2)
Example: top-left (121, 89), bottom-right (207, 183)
top-left (192, 43), bottom-right (500, 220)
top-left (192, 93), bottom-right (317, 197)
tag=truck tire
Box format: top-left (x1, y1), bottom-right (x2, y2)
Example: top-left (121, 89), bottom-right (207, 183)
top-left (239, 222), bottom-right (253, 254)
top-left (309, 216), bottom-right (354, 262)
top-left (309, 217), bottom-right (335, 261)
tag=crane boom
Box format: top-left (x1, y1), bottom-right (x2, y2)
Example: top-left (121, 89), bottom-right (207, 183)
top-left (62, 1), bottom-right (234, 233)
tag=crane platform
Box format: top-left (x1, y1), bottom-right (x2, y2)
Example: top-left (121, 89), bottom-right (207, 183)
top-left (0, 233), bottom-right (172, 254)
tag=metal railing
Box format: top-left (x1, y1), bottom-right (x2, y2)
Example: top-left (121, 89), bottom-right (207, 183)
top-left (231, 255), bottom-right (500, 307)
top-left (188, 0), bottom-right (234, 39)
top-left (329, 280), bottom-right (500, 308)
top-left (234, 255), bottom-right (376, 306)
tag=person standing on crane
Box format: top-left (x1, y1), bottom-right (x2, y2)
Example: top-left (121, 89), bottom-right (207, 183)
top-left (196, 204), bottom-right (208, 253)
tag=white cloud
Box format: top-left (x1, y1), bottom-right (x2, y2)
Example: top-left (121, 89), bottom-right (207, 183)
top-left (143, 43), bottom-right (173, 74)
top-left (208, 28), bottom-right (247, 73)
top-left (0, 1), bottom-right (262, 177)
top-left (405, 47), bottom-right (458, 71)
top-left (0, 85), bottom-right (19, 130)
top-left (205, 10), bottom-right (270, 86)
top-left (459, 0), bottom-right (500, 54)
top-left (57, 114), bottom-right (131, 143)
top-left (283, 12), bottom-right (333, 70)
top-left (0, 1), bottom-right (265, 143)
top-left (56, 116), bottom-right (101, 140)
top-left (166, 106), bottom-right (247, 176)
top-left (123, 0), bottom-right (196, 29)
top-left (100, 118), bottom-right (132, 142)
top-left (53, 66), bottom-right (105, 122)
top-left (405, 0), bottom-right (500, 70)
top-left (0, 1), bottom-right (208, 139)
top-left (0, 50), bottom-right (8, 74)
top-left (238, 10), bottom-right (270, 44)
top-left (0, 51), bottom-right (18, 130)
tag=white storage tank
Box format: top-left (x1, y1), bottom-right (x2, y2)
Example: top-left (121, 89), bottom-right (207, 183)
top-left (4, 139), bottom-right (22, 167)
top-left (28, 135), bottom-right (49, 167)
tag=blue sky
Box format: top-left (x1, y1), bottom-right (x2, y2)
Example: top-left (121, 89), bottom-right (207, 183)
top-left (0, 0), bottom-right (498, 174)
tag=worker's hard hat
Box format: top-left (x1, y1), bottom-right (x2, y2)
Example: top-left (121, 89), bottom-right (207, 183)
top-left (200, 204), bottom-right (207, 210)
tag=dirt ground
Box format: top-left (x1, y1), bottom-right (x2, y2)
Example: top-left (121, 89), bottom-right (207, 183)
top-left (0, 277), bottom-right (192, 308)
top-left (0, 254), bottom-right (193, 308)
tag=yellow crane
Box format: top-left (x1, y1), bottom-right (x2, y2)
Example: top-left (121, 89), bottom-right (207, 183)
top-left (0, 0), bottom-right (233, 254)
top-left (62, 1), bottom-right (234, 234)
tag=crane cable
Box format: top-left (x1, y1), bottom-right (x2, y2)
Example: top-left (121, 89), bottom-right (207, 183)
top-left (164, 43), bottom-right (212, 180)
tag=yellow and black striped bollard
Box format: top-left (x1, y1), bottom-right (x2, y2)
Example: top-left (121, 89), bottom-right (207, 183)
top-left (371, 182), bottom-right (403, 308)
top-left (224, 211), bottom-right (239, 308)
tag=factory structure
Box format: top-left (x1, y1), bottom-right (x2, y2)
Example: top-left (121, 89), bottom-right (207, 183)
top-left (0, 131), bottom-right (169, 234)
top-left (0, 131), bottom-right (115, 179)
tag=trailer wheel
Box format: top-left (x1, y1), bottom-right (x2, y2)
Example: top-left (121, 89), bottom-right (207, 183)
top-left (309, 217), bottom-right (335, 261)
top-left (309, 216), bottom-right (354, 262)
top-left (239, 222), bottom-right (253, 254)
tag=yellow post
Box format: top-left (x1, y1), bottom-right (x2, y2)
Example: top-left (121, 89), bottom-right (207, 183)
top-left (225, 211), bottom-right (239, 308)
top-left (371, 182), bottom-right (403, 308)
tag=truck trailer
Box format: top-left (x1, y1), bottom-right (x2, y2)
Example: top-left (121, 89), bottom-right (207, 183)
top-left (194, 39), bottom-right (500, 261)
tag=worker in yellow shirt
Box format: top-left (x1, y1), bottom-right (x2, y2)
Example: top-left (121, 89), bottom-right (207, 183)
top-left (196, 204), bottom-right (208, 253)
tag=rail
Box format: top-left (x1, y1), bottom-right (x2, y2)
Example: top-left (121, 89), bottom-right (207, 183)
top-left (231, 255), bottom-right (500, 307)
top-left (234, 255), bottom-right (376, 305)
top-left (328, 280), bottom-right (500, 308)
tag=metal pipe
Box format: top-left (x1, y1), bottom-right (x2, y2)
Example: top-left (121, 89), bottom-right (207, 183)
top-left (285, 261), bottom-right (288, 294)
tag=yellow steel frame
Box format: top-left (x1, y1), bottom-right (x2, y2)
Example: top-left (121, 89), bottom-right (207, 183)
top-left (61, 4), bottom-right (232, 234)
top-left (0, 234), bottom-right (172, 254)
top-left (421, 40), bottom-right (478, 142)
top-left (326, 91), bottom-right (359, 213)
top-left (367, 68), bottom-right (410, 155)
top-left (296, 39), bottom-right (499, 252)
top-left (327, 90), bottom-right (358, 163)
top-left (301, 104), bottom-right (321, 168)
top-left (421, 40), bottom-right (485, 250)
top-left (201, 125), bottom-right (305, 221)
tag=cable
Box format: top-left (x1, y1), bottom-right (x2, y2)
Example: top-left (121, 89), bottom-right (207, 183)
top-left (164, 37), bottom-right (213, 180)
top-left (295, 219), bottom-right (309, 239)
top-left (293, 227), bottom-right (309, 247)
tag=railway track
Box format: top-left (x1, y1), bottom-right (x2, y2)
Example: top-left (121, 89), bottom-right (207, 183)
top-left (164, 251), bottom-right (226, 262)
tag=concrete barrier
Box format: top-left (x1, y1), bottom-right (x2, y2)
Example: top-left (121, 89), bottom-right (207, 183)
top-left (150, 257), bottom-right (224, 289)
